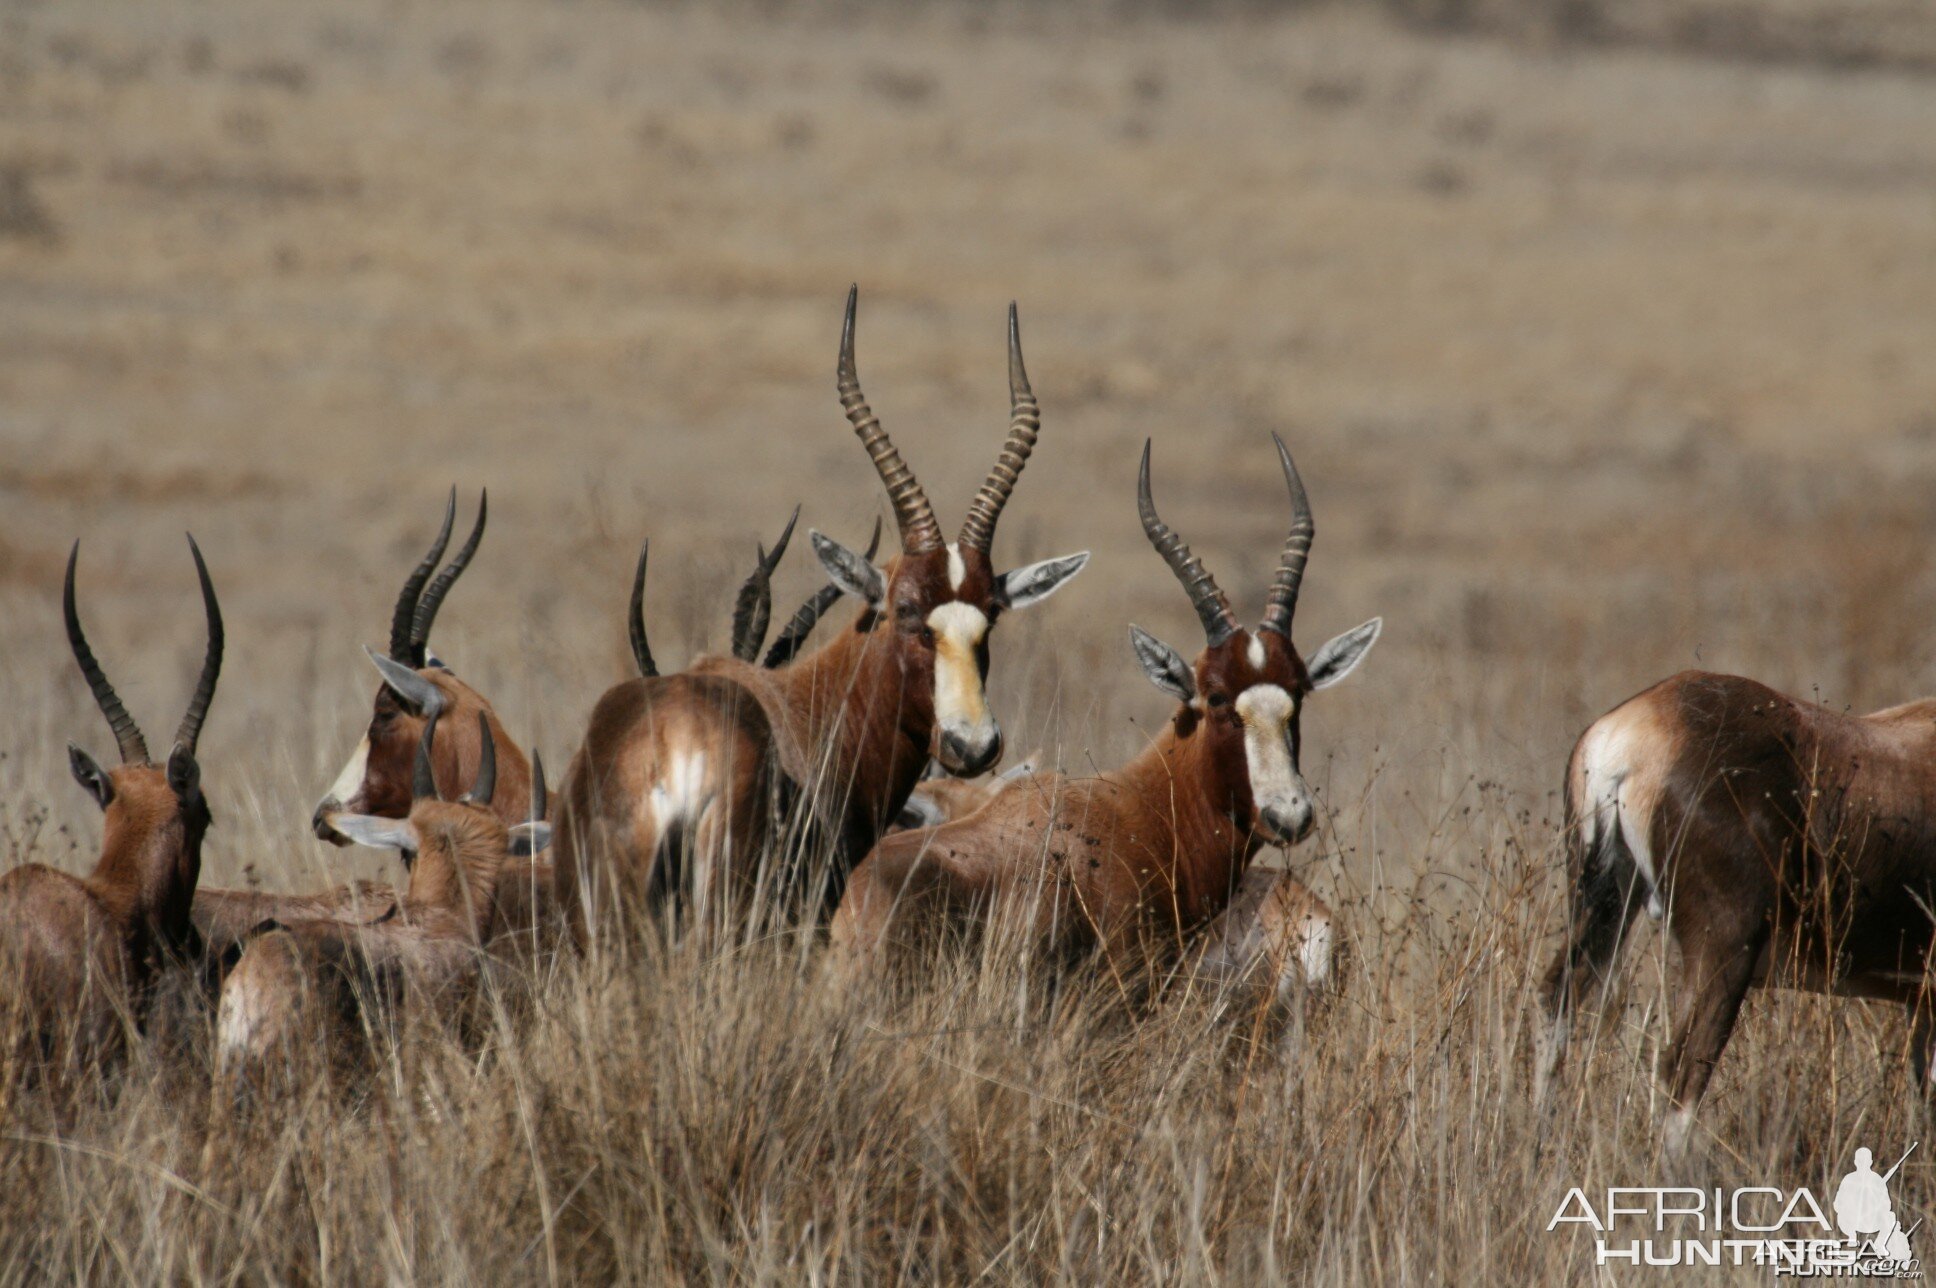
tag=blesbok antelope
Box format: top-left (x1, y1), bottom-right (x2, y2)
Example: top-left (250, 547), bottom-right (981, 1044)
top-left (218, 713), bottom-right (549, 1078)
top-left (269, 489), bottom-right (552, 958)
top-left (553, 288), bottom-right (1089, 940)
top-left (1537, 670), bottom-right (1936, 1154)
top-left (0, 537), bottom-right (222, 1063)
top-left (831, 436), bottom-right (1380, 978)
top-left (887, 753), bottom-right (1346, 1046)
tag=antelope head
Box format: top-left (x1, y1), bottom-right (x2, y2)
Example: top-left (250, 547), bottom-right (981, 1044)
top-left (324, 712), bottom-right (551, 929)
top-left (64, 535), bottom-right (225, 932)
top-left (313, 490), bottom-right (527, 842)
top-left (809, 287), bottom-right (1089, 776)
top-left (1128, 438), bottom-right (1380, 849)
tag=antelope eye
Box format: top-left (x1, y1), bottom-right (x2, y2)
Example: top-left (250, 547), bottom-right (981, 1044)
top-left (1206, 692), bottom-right (1229, 709)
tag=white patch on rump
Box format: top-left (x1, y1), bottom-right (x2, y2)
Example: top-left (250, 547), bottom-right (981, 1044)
top-left (927, 601), bottom-right (991, 728)
top-left (1295, 915), bottom-right (1334, 988)
top-left (324, 736), bottom-right (371, 807)
top-left (648, 751), bottom-right (711, 832)
top-left (1575, 712), bottom-right (1666, 919)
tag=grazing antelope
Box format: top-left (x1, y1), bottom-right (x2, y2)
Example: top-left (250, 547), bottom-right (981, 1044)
top-left (0, 537), bottom-right (222, 1064)
top-left (1537, 670), bottom-right (1936, 1154)
top-left (553, 288), bottom-right (1090, 941)
top-left (831, 436), bottom-right (1380, 978)
top-left (218, 713), bottom-right (549, 1079)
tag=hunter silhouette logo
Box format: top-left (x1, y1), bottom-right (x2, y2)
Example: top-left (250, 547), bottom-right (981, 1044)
top-left (1549, 1143), bottom-right (1923, 1275)
top-left (1836, 1146), bottom-right (1918, 1267)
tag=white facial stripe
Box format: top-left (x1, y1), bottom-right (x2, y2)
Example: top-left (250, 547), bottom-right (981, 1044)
top-left (1234, 684), bottom-right (1312, 826)
top-left (1247, 635), bottom-right (1266, 670)
top-left (946, 543), bottom-right (967, 592)
top-left (323, 736), bottom-right (371, 807)
top-left (928, 601), bottom-right (991, 728)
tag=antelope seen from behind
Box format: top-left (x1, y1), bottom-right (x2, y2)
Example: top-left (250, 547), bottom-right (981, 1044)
top-left (0, 537), bottom-right (223, 1065)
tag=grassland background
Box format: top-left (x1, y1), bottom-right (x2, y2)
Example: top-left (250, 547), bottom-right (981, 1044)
top-left (3, 0), bottom-right (1936, 1280)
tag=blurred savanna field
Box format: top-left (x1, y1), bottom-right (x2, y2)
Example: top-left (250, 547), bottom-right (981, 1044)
top-left (4, 0), bottom-right (1936, 1279)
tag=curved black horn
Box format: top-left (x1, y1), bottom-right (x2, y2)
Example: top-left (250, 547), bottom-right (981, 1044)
top-left (173, 533), bottom-right (225, 754)
top-left (840, 286), bottom-right (942, 554)
top-left (731, 505), bottom-right (800, 662)
top-left (410, 489), bottom-right (486, 661)
top-left (1257, 434), bottom-right (1315, 640)
top-left (1137, 441), bottom-right (1238, 647)
top-left (63, 542), bottom-right (149, 765)
top-left (528, 750), bottom-right (547, 824)
top-left (390, 489), bottom-right (456, 663)
top-left (628, 539), bottom-right (657, 678)
top-left (763, 515), bottom-right (882, 668)
top-left (959, 302), bottom-right (1040, 554)
top-left (413, 709), bottom-right (442, 801)
top-left (463, 712), bottom-right (496, 807)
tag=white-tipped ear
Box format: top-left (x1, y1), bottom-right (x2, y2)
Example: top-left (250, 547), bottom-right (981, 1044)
top-left (1307, 617), bottom-right (1382, 690)
top-left (997, 552), bottom-right (1090, 610)
top-left (324, 812), bottom-right (422, 854)
top-left (364, 645), bottom-right (445, 715)
top-left (1129, 625), bottom-right (1195, 704)
top-left (810, 530), bottom-right (885, 607)
top-left (895, 792), bottom-right (947, 832)
top-left (507, 821), bottom-right (553, 858)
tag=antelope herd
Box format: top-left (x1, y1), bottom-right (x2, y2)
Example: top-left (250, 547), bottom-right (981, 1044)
top-left (7, 286), bottom-right (1936, 1158)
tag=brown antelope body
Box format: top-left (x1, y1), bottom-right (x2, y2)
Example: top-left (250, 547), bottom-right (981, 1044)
top-left (553, 289), bottom-right (1089, 941)
top-left (218, 713), bottom-right (548, 1078)
top-left (1538, 670), bottom-right (1936, 1154)
top-left (0, 538), bottom-right (223, 1064)
top-left (896, 753), bottom-right (1346, 1044)
top-left (832, 437), bottom-right (1379, 980)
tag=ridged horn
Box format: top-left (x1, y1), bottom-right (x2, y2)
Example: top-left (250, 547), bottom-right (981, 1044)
top-left (462, 712), bottom-right (496, 807)
top-left (173, 533), bottom-right (225, 753)
top-left (628, 540), bottom-right (656, 678)
top-left (1257, 433), bottom-right (1315, 640)
top-left (63, 542), bottom-right (149, 765)
top-left (1137, 440), bottom-right (1237, 646)
top-left (839, 286), bottom-right (941, 554)
top-left (411, 489), bottom-right (486, 662)
top-left (959, 302), bottom-right (1039, 554)
top-left (731, 505), bottom-right (799, 662)
top-left (763, 515), bottom-right (882, 668)
top-left (413, 709), bottom-right (441, 801)
top-left (390, 489), bottom-right (456, 663)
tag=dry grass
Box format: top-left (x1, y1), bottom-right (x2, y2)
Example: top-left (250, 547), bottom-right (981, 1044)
top-left (3, 0), bottom-right (1936, 1279)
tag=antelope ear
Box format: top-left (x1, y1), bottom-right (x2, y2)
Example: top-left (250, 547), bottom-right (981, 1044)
top-left (68, 744), bottom-right (114, 810)
top-left (1307, 618), bottom-right (1382, 690)
top-left (895, 791), bottom-right (947, 832)
top-left (1129, 626), bottom-right (1195, 704)
top-left (324, 812), bottom-right (421, 855)
top-left (996, 552), bottom-right (1090, 610)
top-left (364, 646), bottom-right (445, 716)
top-left (809, 530), bottom-right (885, 607)
top-left (165, 743), bottom-right (201, 801)
top-left (507, 821), bottom-right (552, 858)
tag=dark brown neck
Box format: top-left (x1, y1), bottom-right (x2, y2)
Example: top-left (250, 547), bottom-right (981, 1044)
top-left (773, 612), bottom-right (930, 852)
top-left (1113, 720), bottom-right (1257, 922)
top-left (90, 811), bottom-right (204, 958)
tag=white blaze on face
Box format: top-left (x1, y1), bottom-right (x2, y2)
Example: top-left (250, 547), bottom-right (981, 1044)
top-left (322, 735), bottom-right (372, 809)
top-left (1234, 684), bottom-right (1316, 844)
top-left (927, 600), bottom-right (995, 749)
